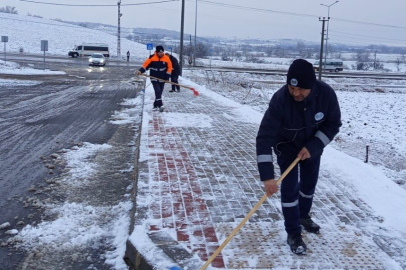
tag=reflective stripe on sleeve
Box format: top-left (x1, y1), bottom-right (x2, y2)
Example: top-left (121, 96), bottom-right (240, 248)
top-left (257, 154), bottom-right (273, 163)
top-left (299, 191), bottom-right (313, 198)
top-left (282, 200), bottom-right (298, 208)
top-left (315, 131), bottom-right (330, 146)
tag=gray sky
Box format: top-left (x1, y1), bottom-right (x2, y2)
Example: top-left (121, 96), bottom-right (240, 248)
top-left (2, 0), bottom-right (406, 46)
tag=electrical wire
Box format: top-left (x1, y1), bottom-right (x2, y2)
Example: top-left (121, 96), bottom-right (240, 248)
top-left (0, 14), bottom-right (83, 29)
top-left (16, 0), bottom-right (406, 30)
top-left (17, 0), bottom-right (178, 7)
top-left (11, 0), bottom-right (406, 45)
top-left (330, 29), bottom-right (406, 42)
top-left (189, 0), bottom-right (405, 30)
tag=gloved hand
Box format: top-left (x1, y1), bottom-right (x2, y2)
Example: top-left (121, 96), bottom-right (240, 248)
top-left (165, 74), bottom-right (170, 81)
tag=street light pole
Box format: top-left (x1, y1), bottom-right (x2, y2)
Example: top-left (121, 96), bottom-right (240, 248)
top-left (117, 0), bottom-right (122, 57)
top-left (193, 0), bottom-right (197, 67)
top-left (320, 1), bottom-right (338, 66)
top-left (179, 0), bottom-right (185, 75)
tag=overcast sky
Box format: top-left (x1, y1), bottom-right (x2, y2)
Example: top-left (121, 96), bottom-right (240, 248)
top-left (2, 0), bottom-right (405, 46)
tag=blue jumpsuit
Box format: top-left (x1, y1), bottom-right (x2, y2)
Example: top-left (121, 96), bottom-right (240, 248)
top-left (256, 80), bottom-right (341, 236)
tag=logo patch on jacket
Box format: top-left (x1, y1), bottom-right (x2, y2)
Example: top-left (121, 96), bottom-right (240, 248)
top-left (290, 78), bottom-right (298, 86)
top-left (315, 112), bottom-right (324, 121)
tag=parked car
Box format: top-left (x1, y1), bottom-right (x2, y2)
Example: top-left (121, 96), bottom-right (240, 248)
top-left (89, 53), bottom-right (106, 66)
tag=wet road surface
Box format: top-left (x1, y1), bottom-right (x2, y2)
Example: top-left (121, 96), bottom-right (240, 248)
top-left (0, 58), bottom-right (143, 269)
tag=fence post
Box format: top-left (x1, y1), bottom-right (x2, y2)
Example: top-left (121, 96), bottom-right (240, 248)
top-left (364, 145), bottom-right (369, 163)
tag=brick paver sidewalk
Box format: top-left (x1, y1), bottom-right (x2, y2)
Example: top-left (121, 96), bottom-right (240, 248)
top-left (132, 80), bottom-right (405, 270)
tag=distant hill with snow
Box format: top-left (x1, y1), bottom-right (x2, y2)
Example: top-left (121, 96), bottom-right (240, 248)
top-left (0, 13), bottom-right (151, 60)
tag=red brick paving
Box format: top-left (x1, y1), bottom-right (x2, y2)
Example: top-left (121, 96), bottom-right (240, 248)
top-left (134, 84), bottom-right (405, 270)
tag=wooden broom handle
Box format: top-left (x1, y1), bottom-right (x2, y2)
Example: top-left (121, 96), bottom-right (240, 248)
top-left (139, 73), bottom-right (193, 90)
top-left (198, 156), bottom-right (301, 270)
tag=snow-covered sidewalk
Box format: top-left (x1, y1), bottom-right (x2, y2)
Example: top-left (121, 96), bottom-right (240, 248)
top-left (129, 77), bottom-right (406, 270)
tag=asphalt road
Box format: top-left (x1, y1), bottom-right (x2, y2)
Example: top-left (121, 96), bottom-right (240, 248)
top-left (0, 58), bottom-right (142, 269)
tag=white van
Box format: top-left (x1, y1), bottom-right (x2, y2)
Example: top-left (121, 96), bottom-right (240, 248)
top-left (313, 59), bottom-right (343, 72)
top-left (68, 43), bottom-right (109, 58)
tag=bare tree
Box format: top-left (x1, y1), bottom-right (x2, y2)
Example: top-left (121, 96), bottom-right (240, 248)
top-left (234, 51), bottom-right (243, 62)
top-left (194, 42), bottom-right (209, 58)
top-left (0, 6), bottom-right (18, 14)
top-left (296, 41), bottom-right (305, 56)
top-left (27, 13), bottom-right (42, 18)
top-left (354, 50), bottom-right (371, 70)
top-left (221, 51), bottom-right (232, 61)
top-left (273, 45), bottom-right (287, 57)
top-left (327, 44), bottom-right (334, 57)
top-left (356, 50), bottom-right (370, 62)
top-left (395, 58), bottom-right (401, 72)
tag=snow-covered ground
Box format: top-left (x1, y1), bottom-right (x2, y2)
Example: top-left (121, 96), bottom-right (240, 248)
top-left (127, 75), bottom-right (405, 270)
top-left (0, 59), bottom-right (65, 75)
top-left (1, 12), bottom-right (405, 270)
top-left (0, 13), bottom-right (150, 61)
top-left (185, 70), bottom-right (406, 184)
top-left (199, 57), bottom-right (406, 73)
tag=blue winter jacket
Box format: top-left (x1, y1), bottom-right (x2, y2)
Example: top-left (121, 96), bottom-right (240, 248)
top-left (256, 80), bottom-right (341, 181)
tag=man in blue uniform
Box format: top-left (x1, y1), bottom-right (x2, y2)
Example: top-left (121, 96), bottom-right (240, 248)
top-left (256, 59), bottom-right (342, 255)
top-left (166, 53), bottom-right (181, 92)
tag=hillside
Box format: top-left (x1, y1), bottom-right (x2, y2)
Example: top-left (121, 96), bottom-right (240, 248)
top-left (0, 13), bottom-right (150, 60)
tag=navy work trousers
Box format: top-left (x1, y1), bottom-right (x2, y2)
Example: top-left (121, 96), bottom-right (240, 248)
top-left (171, 75), bottom-right (180, 91)
top-left (277, 155), bottom-right (321, 236)
top-left (152, 81), bottom-right (165, 108)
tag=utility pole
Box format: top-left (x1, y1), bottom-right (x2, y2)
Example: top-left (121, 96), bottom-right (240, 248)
top-left (179, 0), bottom-right (185, 75)
top-left (189, 34), bottom-right (192, 65)
top-left (374, 51), bottom-right (377, 70)
top-left (193, 0), bottom-right (197, 67)
top-left (320, 1), bottom-right (338, 64)
top-left (117, 0), bottom-right (122, 57)
top-left (318, 17), bottom-right (328, 80)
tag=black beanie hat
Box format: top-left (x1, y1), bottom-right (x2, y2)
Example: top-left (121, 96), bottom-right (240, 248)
top-left (286, 59), bottom-right (316, 89)
top-left (156, 45), bottom-right (164, 52)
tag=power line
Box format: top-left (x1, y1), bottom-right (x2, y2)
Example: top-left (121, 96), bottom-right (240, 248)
top-left (10, 0), bottom-right (406, 46)
top-left (17, 0), bottom-right (178, 7)
top-left (17, 0), bottom-right (406, 30)
top-left (190, 0), bottom-right (406, 30)
top-left (196, 0), bottom-right (317, 19)
top-left (330, 29), bottom-right (406, 42)
top-left (0, 14), bottom-right (83, 29)
top-left (332, 17), bottom-right (405, 29)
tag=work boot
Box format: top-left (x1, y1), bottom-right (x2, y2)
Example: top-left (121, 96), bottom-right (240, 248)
top-left (300, 217), bottom-right (320, 234)
top-left (169, 90), bottom-right (175, 92)
top-left (287, 234), bottom-right (307, 255)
